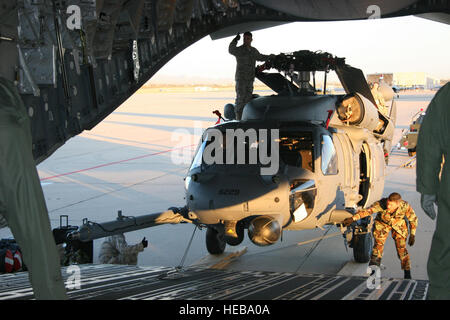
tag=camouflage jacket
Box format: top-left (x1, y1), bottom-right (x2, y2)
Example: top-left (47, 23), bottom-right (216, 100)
top-left (63, 249), bottom-right (91, 266)
top-left (228, 38), bottom-right (269, 81)
top-left (352, 199), bottom-right (418, 238)
top-left (98, 234), bottom-right (144, 264)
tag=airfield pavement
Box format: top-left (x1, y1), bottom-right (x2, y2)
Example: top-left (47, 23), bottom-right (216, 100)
top-left (0, 87), bottom-right (437, 281)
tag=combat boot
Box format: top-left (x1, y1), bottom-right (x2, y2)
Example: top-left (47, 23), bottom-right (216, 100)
top-left (404, 270), bottom-right (411, 279)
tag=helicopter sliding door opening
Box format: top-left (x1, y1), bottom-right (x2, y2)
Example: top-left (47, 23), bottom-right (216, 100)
top-left (358, 143), bottom-right (371, 207)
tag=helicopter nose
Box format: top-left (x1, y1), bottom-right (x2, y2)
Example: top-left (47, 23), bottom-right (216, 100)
top-left (186, 169), bottom-right (290, 224)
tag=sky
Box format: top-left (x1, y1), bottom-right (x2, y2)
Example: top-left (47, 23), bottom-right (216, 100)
top-left (150, 16), bottom-right (450, 84)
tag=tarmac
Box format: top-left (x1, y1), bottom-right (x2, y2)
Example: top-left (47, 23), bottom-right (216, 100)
top-left (0, 88), bottom-right (436, 282)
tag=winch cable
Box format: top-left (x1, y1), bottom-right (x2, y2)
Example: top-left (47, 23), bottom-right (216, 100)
top-left (294, 225), bottom-right (333, 273)
top-left (48, 166), bottom-right (189, 216)
top-left (243, 229), bottom-right (342, 259)
top-left (158, 224), bottom-right (198, 279)
top-left (176, 225), bottom-right (198, 271)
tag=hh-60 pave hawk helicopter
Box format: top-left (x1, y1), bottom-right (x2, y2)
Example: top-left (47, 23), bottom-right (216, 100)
top-left (67, 50), bottom-right (397, 264)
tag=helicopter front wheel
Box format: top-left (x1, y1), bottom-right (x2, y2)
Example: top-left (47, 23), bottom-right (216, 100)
top-left (206, 226), bottom-right (226, 255)
top-left (352, 232), bottom-right (373, 263)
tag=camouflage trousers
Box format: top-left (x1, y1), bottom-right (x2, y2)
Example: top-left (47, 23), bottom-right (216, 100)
top-left (369, 221), bottom-right (411, 270)
top-left (234, 79), bottom-right (254, 120)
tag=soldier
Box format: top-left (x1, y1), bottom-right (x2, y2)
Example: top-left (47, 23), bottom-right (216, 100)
top-left (370, 82), bottom-right (388, 116)
top-left (99, 233), bottom-right (148, 265)
top-left (61, 241), bottom-right (91, 266)
top-left (343, 193), bottom-right (418, 279)
top-left (228, 31), bottom-right (271, 120)
top-left (416, 82), bottom-right (450, 299)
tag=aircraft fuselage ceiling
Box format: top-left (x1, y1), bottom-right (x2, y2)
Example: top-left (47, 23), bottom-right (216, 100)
top-left (0, 0), bottom-right (448, 164)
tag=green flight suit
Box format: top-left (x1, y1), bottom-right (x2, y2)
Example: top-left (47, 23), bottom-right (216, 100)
top-left (0, 77), bottom-right (67, 299)
top-left (416, 82), bottom-right (450, 300)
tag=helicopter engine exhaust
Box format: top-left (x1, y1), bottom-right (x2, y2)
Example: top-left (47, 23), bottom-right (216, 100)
top-left (247, 216), bottom-right (281, 246)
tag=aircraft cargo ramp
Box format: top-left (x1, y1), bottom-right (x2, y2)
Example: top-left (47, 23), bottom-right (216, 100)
top-left (0, 264), bottom-right (428, 300)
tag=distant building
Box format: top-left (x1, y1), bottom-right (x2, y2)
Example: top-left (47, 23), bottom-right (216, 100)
top-left (367, 73), bottom-right (393, 86)
top-left (393, 72), bottom-right (440, 89)
top-left (367, 72), bottom-right (440, 89)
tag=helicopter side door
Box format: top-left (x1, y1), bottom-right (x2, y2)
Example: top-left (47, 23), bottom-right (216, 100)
top-left (361, 138), bottom-right (385, 208)
top-left (288, 129), bottom-right (342, 230)
top-left (332, 131), bottom-right (360, 208)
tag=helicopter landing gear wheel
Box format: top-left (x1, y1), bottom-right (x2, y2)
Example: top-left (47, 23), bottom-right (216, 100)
top-left (206, 227), bottom-right (226, 255)
top-left (352, 232), bottom-right (373, 263)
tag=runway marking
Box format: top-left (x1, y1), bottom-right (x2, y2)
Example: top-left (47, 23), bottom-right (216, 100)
top-left (39, 144), bottom-right (196, 181)
top-left (47, 166), bottom-right (189, 213)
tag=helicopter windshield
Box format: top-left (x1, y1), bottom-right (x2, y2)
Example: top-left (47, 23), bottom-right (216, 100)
top-left (190, 138), bottom-right (207, 171)
top-left (321, 135), bottom-right (338, 175)
top-left (279, 132), bottom-right (314, 172)
top-left (190, 128), bottom-right (275, 168)
top-left (190, 128), bottom-right (315, 172)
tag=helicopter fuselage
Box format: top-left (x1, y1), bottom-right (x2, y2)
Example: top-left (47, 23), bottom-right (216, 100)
top-left (185, 93), bottom-right (390, 248)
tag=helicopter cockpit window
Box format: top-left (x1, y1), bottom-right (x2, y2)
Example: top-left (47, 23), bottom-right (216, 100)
top-left (190, 137), bottom-right (207, 171)
top-left (279, 133), bottom-right (314, 172)
top-left (191, 128), bottom-right (272, 169)
top-left (321, 135), bottom-right (338, 175)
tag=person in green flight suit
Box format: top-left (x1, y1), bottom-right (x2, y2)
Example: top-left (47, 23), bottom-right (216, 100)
top-left (0, 77), bottom-right (67, 299)
top-left (416, 82), bottom-right (450, 300)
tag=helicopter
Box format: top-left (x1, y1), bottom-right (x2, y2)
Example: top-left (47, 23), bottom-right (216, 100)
top-left (68, 50), bottom-right (397, 264)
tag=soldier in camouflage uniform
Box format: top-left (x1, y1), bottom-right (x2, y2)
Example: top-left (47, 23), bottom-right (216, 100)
top-left (99, 233), bottom-right (148, 265)
top-left (228, 31), bottom-right (271, 120)
top-left (63, 248), bottom-right (91, 266)
top-left (370, 82), bottom-right (388, 116)
top-left (344, 193), bottom-right (418, 279)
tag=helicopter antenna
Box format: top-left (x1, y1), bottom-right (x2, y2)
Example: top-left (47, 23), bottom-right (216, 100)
top-left (323, 66), bottom-right (329, 95)
top-left (312, 71), bottom-right (316, 92)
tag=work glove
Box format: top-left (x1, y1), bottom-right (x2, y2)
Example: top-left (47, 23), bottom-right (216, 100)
top-left (408, 234), bottom-right (415, 246)
top-left (421, 193), bottom-right (437, 220)
top-left (343, 217), bottom-right (354, 227)
top-left (234, 33), bottom-right (240, 41)
top-left (168, 206), bottom-right (189, 216)
top-left (141, 237), bottom-right (148, 248)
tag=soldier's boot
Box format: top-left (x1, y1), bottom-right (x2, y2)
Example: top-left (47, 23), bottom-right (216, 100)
top-left (404, 269), bottom-right (411, 279)
top-left (369, 256), bottom-right (381, 267)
